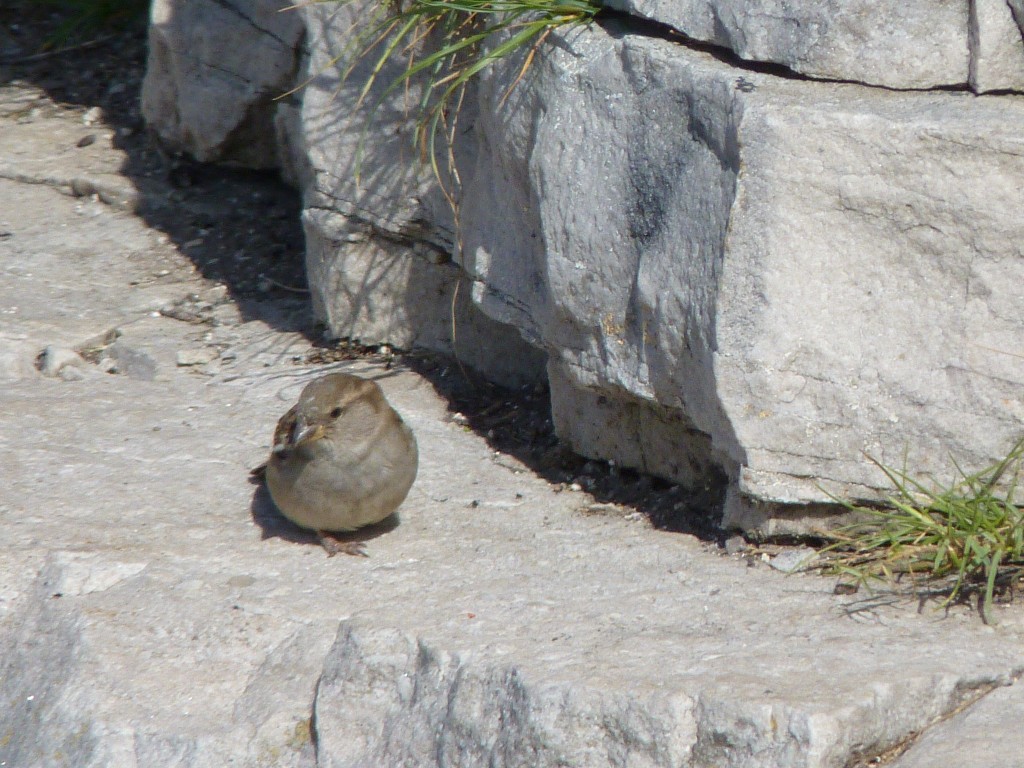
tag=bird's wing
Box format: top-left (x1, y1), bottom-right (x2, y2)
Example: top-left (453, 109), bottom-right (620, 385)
top-left (272, 404), bottom-right (299, 450)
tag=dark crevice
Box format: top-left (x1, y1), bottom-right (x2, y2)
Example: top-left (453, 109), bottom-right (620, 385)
top-left (309, 676), bottom-right (323, 762)
top-left (979, 86), bottom-right (1024, 95)
top-left (842, 672), bottom-right (1024, 768)
top-left (206, 0), bottom-right (296, 51)
top-left (596, 7), bottom-right (976, 94)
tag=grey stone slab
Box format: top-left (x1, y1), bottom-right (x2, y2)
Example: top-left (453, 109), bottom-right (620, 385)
top-left (0, 102), bottom-right (144, 211)
top-left (289, 0), bottom-right (458, 248)
top-left (604, 0), bottom-right (968, 88)
top-left (458, 21), bottom-right (1024, 532)
top-left (302, 207), bottom-right (547, 387)
top-left (971, 0), bottom-right (1024, 92)
top-left (891, 680), bottom-right (1024, 768)
top-left (280, 2), bottom-right (546, 385)
top-left (605, 0), bottom-right (1024, 92)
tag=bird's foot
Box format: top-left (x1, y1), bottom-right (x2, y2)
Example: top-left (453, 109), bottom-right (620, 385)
top-left (317, 530), bottom-right (369, 558)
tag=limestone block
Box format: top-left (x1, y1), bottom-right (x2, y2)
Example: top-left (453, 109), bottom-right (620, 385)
top-left (288, 0), bottom-right (458, 248)
top-left (547, 359), bottom-right (727, 491)
top-left (304, 208), bottom-right (547, 386)
top-left (891, 682), bottom-right (1024, 768)
top-left (142, 0), bottom-right (303, 167)
top-left (287, 3), bottom-right (545, 385)
top-left (313, 621), bottom-right (1018, 768)
top-left (1012, 0), bottom-right (1024, 31)
top-left (314, 624), bottom-right (697, 768)
top-left (971, 0), bottom-right (1024, 92)
top-left (459, 21), bottom-right (1024, 532)
top-left (604, 0), bottom-right (1024, 92)
top-left (603, 0), bottom-right (971, 88)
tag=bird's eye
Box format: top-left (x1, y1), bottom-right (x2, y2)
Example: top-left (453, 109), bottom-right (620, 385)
top-left (329, 406), bottom-right (343, 419)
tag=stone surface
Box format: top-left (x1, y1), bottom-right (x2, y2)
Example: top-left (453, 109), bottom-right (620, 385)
top-left (282, 2), bottom-right (546, 386)
top-left (604, 0), bottom-right (1024, 92)
top-left (0, 98), bottom-right (145, 211)
top-left (891, 679), bottom-right (1024, 768)
top-left (37, 346), bottom-right (85, 378)
top-left (455, 21), bottom-right (1024, 532)
top-left (312, 619), bottom-right (1021, 768)
top-left (6, 76), bottom-right (1024, 768)
top-left (1012, 0), bottom-right (1024, 33)
top-left (142, 0), bottom-right (303, 167)
top-left (971, 0), bottom-right (1024, 92)
top-left (302, 208), bottom-right (547, 387)
top-left (289, 0), bottom-right (457, 248)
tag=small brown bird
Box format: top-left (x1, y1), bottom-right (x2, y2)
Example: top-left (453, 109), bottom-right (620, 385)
top-left (264, 373), bottom-right (418, 556)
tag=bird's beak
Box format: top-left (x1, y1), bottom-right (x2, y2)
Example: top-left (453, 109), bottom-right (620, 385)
top-left (273, 416), bottom-right (324, 454)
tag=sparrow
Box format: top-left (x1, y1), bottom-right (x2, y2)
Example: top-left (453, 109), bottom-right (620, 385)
top-left (263, 373), bottom-right (418, 556)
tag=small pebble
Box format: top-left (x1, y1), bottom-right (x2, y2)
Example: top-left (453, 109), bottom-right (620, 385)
top-left (724, 535), bottom-right (748, 555)
top-left (176, 348), bottom-right (219, 367)
top-left (200, 284), bottom-right (228, 303)
top-left (58, 365), bottom-right (86, 382)
top-left (82, 106), bottom-right (102, 126)
top-left (36, 346), bottom-right (85, 378)
top-left (769, 547), bottom-right (819, 574)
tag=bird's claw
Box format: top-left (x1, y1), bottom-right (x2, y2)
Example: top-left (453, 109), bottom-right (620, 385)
top-left (317, 531), bottom-right (369, 558)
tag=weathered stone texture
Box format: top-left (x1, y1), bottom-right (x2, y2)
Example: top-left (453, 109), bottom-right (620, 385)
top-left (277, 2), bottom-right (547, 385)
top-left (971, 0), bottom-right (1024, 92)
top-left (303, 207), bottom-right (547, 385)
top-left (292, 2), bottom-right (458, 246)
top-left (460, 22), bottom-right (1024, 529)
top-left (604, 0), bottom-right (1024, 92)
top-left (310, 620), bottom-right (1018, 768)
top-left (142, 0), bottom-right (303, 166)
top-left (892, 681), bottom-right (1024, 768)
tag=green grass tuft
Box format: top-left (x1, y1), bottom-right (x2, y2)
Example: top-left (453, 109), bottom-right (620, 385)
top-left (820, 438), bottom-right (1024, 624)
top-left (314, 0), bottom-right (599, 191)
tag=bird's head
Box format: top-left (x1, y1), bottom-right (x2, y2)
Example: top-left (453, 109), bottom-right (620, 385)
top-left (271, 373), bottom-right (386, 458)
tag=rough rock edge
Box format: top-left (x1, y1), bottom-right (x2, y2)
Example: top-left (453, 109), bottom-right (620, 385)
top-left (310, 620), bottom-right (1021, 768)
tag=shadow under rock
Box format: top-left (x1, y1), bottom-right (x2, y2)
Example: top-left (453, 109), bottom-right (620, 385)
top-left (0, 2), bottom-right (312, 333)
top-left (403, 353), bottom-right (729, 544)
